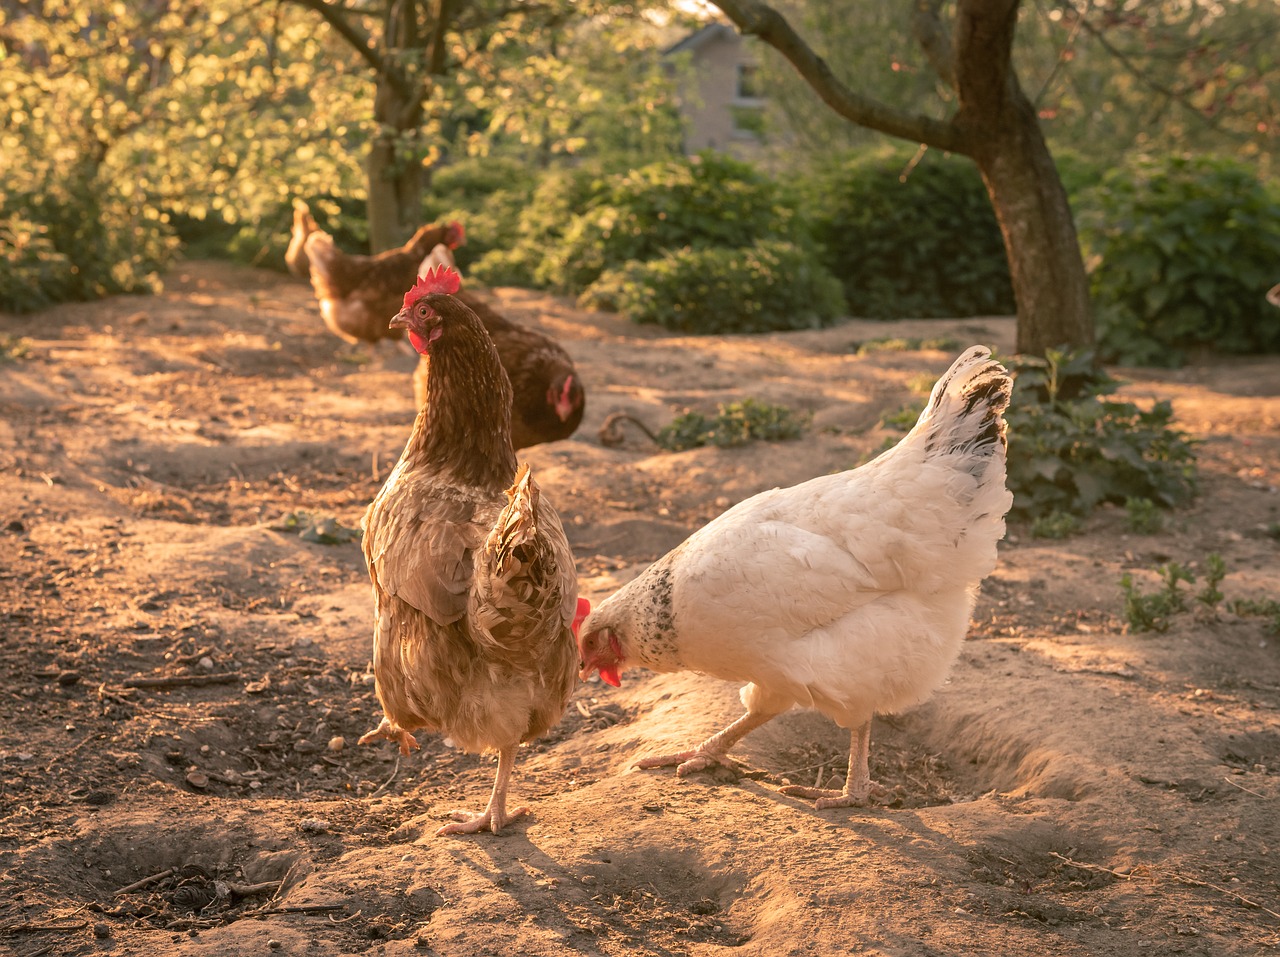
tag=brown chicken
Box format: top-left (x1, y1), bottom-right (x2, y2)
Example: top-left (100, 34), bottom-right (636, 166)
top-left (413, 244), bottom-right (585, 450)
top-left (303, 220), bottom-right (465, 347)
top-left (357, 263), bottom-right (587, 836)
top-left (284, 201), bottom-right (317, 279)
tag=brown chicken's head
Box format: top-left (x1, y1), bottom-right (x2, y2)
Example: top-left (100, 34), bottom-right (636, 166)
top-left (548, 373), bottom-right (584, 424)
top-left (577, 613), bottom-right (624, 688)
top-left (391, 265), bottom-right (464, 354)
top-left (445, 220), bottom-right (466, 249)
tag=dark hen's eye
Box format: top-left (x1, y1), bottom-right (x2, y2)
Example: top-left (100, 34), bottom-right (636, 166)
top-left (417, 303), bottom-right (430, 317)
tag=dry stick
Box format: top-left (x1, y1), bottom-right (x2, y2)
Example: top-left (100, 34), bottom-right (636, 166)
top-left (243, 904), bottom-right (346, 917)
top-left (226, 880), bottom-right (283, 897)
top-left (1222, 776), bottom-right (1267, 798)
top-left (123, 672), bottom-right (244, 689)
top-left (1047, 852), bottom-right (1148, 881)
top-left (2, 921), bottom-right (89, 932)
top-left (1172, 873), bottom-right (1280, 921)
top-left (115, 868), bottom-right (175, 896)
top-left (370, 756), bottom-right (401, 797)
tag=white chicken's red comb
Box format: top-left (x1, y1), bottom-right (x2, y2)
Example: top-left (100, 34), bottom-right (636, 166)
top-left (404, 264), bottom-right (461, 309)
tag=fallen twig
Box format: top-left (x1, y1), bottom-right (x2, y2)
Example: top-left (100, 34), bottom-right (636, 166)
top-left (598, 411), bottom-right (660, 447)
top-left (115, 868), bottom-right (175, 896)
top-left (2, 921), bottom-right (89, 933)
top-left (226, 880), bottom-right (283, 897)
top-left (370, 756), bottom-right (401, 797)
top-left (1222, 776), bottom-right (1266, 798)
top-left (123, 672), bottom-right (244, 690)
top-left (243, 903), bottom-right (346, 917)
top-left (1047, 852), bottom-right (1147, 881)
top-left (1172, 873), bottom-right (1280, 921)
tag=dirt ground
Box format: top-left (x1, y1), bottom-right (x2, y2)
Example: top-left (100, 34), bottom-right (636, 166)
top-left (1, 260), bottom-right (1278, 957)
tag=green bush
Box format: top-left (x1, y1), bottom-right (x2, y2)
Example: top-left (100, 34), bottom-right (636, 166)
top-left (580, 240), bottom-right (846, 334)
top-left (1078, 154), bottom-right (1280, 367)
top-left (1004, 348), bottom-right (1198, 523)
top-left (798, 148), bottom-right (1015, 319)
top-left (423, 157), bottom-right (541, 272)
top-left (0, 218), bottom-right (75, 313)
top-left (0, 164), bottom-right (175, 312)
top-left (536, 152), bottom-right (797, 294)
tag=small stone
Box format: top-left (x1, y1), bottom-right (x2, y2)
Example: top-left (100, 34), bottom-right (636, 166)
top-left (57, 670), bottom-right (81, 686)
top-left (268, 940), bottom-right (283, 950)
top-left (327, 736), bottom-right (345, 752)
top-left (93, 922), bottom-right (111, 939)
top-left (185, 770), bottom-right (209, 790)
top-left (198, 656), bottom-right (215, 671)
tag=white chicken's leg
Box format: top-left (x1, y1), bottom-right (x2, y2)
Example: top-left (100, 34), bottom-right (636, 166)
top-left (437, 745), bottom-right (528, 836)
top-left (778, 720), bottom-right (889, 809)
top-left (634, 708), bottom-right (783, 777)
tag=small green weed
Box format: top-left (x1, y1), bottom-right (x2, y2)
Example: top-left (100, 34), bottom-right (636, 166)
top-left (851, 336), bottom-right (963, 356)
top-left (1124, 497), bottom-right (1163, 534)
top-left (879, 399), bottom-right (926, 432)
top-left (1195, 552), bottom-right (1226, 608)
top-left (656, 398), bottom-right (809, 452)
top-left (268, 511), bottom-right (362, 545)
top-left (1120, 561), bottom-right (1194, 633)
top-left (1231, 598), bottom-right (1280, 636)
top-left (0, 335), bottom-right (32, 362)
top-left (1032, 510), bottom-right (1080, 539)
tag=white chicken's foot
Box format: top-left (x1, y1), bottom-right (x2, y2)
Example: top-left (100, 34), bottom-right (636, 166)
top-left (778, 720), bottom-right (889, 809)
top-left (357, 716), bottom-right (421, 756)
top-left (633, 709), bottom-right (780, 778)
top-left (437, 745), bottom-right (527, 836)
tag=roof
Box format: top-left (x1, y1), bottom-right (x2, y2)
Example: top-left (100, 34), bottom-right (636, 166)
top-left (662, 21), bottom-right (737, 57)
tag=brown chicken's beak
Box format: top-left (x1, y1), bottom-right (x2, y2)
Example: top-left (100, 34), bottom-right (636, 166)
top-left (388, 309), bottom-right (414, 333)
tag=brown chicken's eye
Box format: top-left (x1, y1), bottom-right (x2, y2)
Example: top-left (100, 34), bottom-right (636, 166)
top-left (417, 303), bottom-right (430, 318)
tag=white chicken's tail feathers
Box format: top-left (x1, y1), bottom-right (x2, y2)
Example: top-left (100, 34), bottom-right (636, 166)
top-left (908, 346), bottom-right (1011, 475)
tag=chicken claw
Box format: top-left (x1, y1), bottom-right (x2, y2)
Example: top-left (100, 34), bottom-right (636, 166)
top-left (634, 749), bottom-right (743, 777)
top-left (436, 804), bottom-right (529, 837)
top-left (357, 717), bottom-right (420, 756)
top-left (777, 781), bottom-right (892, 809)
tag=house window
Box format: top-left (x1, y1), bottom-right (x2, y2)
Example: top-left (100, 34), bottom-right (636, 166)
top-left (736, 63), bottom-right (762, 101)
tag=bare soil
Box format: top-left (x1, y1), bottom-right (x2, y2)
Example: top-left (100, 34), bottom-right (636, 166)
top-left (1, 260), bottom-right (1278, 956)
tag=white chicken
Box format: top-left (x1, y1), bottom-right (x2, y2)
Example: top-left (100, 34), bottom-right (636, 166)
top-left (577, 346), bottom-right (1013, 809)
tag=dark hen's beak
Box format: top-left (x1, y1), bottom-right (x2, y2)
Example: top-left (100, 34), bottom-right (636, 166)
top-left (388, 308), bottom-right (415, 333)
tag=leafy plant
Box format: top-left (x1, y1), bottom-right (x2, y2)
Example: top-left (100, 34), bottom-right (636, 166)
top-left (268, 511), bottom-right (361, 545)
top-left (1004, 348), bottom-right (1198, 523)
top-left (879, 400), bottom-right (927, 432)
top-left (655, 399), bottom-right (809, 452)
top-left (851, 336), bottom-right (964, 356)
top-left (798, 147), bottom-right (1015, 319)
top-left (1231, 598), bottom-right (1280, 636)
top-left (1124, 497), bottom-right (1163, 534)
top-left (1120, 562), bottom-right (1194, 633)
top-left (581, 240), bottom-right (846, 334)
top-left (0, 335), bottom-right (32, 363)
top-left (1078, 154), bottom-right (1280, 367)
top-left (1032, 510), bottom-right (1080, 540)
top-left (1195, 553), bottom-right (1226, 609)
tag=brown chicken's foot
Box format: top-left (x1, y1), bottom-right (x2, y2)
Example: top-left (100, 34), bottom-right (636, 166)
top-left (356, 717), bottom-right (420, 756)
top-left (436, 804), bottom-right (529, 837)
top-left (436, 745), bottom-right (525, 837)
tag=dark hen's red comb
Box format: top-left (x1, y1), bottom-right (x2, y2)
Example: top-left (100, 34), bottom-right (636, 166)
top-left (403, 264), bottom-right (461, 310)
top-left (447, 220), bottom-right (466, 249)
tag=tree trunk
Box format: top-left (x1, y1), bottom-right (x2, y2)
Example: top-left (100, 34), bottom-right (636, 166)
top-left (970, 100), bottom-right (1094, 355)
top-left (712, 0), bottom-right (1096, 357)
top-left (365, 72), bottom-right (424, 253)
top-left (953, 0), bottom-right (1093, 355)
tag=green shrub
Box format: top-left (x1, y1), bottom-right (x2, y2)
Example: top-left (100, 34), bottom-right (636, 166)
top-left (0, 218), bottom-right (75, 313)
top-left (423, 157), bottom-right (541, 272)
top-left (1124, 496), bottom-right (1164, 534)
top-left (798, 147), bottom-right (1015, 319)
top-left (1004, 348), bottom-right (1198, 523)
top-left (538, 153), bottom-right (796, 294)
top-left (580, 240), bottom-right (846, 334)
top-left (656, 399), bottom-right (809, 451)
top-left (1, 163), bottom-right (176, 311)
top-left (1120, 562), bottom-right (1194, 633)
top-left (1078, 154), bottom-right (1280, 367)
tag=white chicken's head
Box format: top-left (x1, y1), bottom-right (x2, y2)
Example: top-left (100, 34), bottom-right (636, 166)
top-left (577, 614), bottom-right (624, 688)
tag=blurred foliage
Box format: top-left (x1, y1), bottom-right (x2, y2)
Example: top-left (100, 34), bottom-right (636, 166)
top-left (1077, 154), bottom-right (1280, 367)
top-left (581, 239), bottom-right (846, 334)
top-left (655, 399), bottom-right (810, 451)
top-left (797, 147), bottom-right (1016, 319)
top-left (757, 0), bottom-right (1277, 171)
top-left (1004, 348), bottom-right (1198, 524)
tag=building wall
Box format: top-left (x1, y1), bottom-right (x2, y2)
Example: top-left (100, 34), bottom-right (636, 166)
top-left (669, 27), bottom-right (768, 160)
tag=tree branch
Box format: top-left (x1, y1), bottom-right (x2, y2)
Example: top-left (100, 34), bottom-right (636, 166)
top-left (711, 0), bottom-right (968, 154)
top-left (286, 0), bottom-right (388, 77)
top-left (911, 0), bottom-right (956, 88)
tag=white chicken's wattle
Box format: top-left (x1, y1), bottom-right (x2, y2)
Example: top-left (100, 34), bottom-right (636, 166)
top-left (577, 345), bottom-right (1013, 809)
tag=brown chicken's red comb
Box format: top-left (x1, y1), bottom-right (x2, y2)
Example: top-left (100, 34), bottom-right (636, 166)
top-left (404, 264), bottom-right (462, 310)
top-left (447, 220), bottom-right (466, 248)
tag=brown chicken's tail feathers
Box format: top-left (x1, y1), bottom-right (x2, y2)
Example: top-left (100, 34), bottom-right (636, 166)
top-left (912, 345), bottom-right (1011, 464)
top-left (487, 464), bottom-right (540, 574)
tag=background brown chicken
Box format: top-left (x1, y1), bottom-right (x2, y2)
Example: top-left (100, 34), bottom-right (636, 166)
top-left (303, 220), bottom-right (464, 347)
top-left (284, 201), bottom-right (316, 279)
top-left (414, 244), bottom-right (585, 450)
top-left (358, 264), bottom-right (584, 836)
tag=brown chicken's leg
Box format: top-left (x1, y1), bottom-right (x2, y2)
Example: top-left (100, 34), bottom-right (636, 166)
top-left (437, 745), bottom-right (528, 836)
top-left (778, 720), bottom-right (889, 809)
top-left (634, 709), bottom-right (782, 777)
top-left (357, 716), bottom-right (420, 756)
